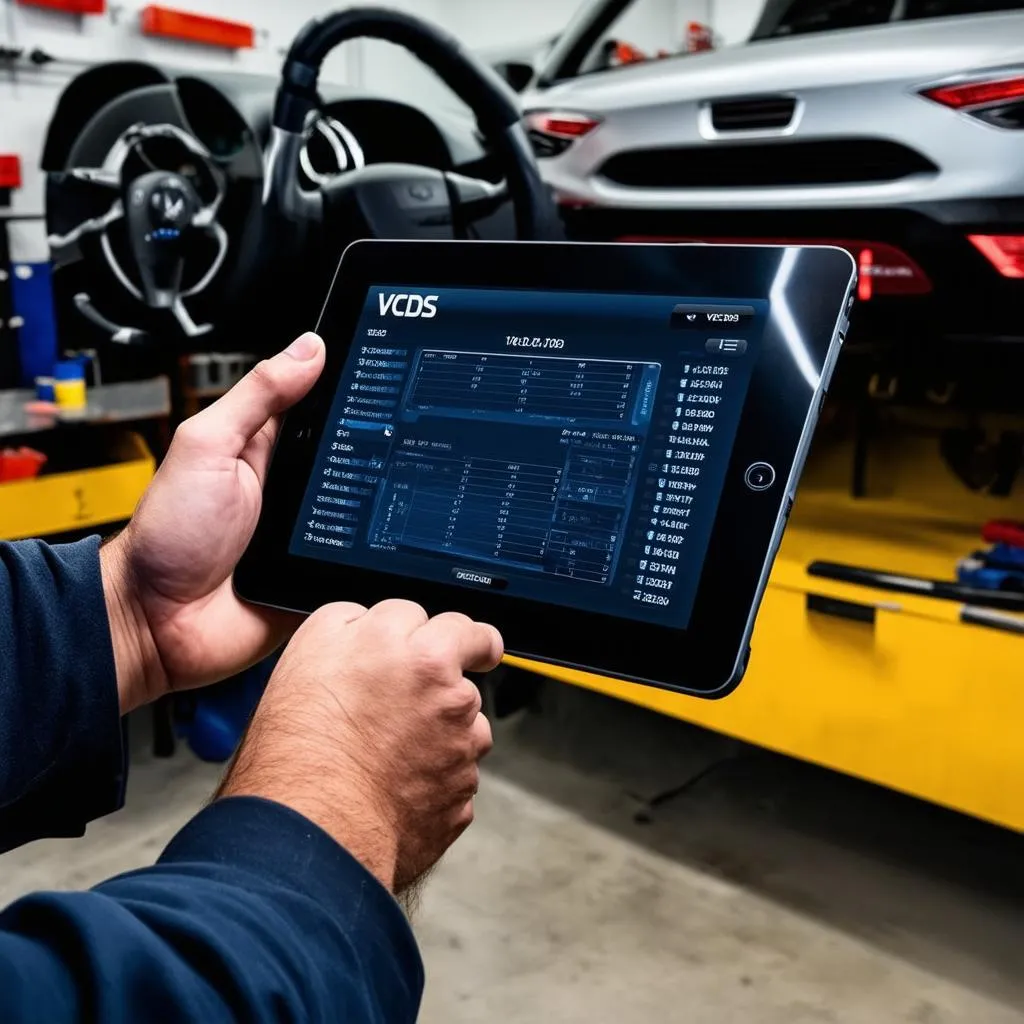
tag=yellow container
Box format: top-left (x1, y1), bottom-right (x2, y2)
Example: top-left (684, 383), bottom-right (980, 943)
top-left (514, 429), bottom-right (1024, 832)
top-left (0, 431), bottom-right (154, 540)
top-left (54, 378), bottom-right (87, 411)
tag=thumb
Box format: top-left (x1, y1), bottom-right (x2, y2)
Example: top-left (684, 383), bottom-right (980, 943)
top-left (184, 333), bottom-right (326, 456)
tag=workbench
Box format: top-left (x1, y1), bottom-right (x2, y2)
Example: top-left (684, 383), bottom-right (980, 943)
top-left (0, 380), bottom-right (170, 439)
top-left (0, 379), bottom-right (168, 540)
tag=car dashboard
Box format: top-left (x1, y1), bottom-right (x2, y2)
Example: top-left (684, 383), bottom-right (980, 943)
top-left (43, 61), bottom-right (496, 191)
top-left (40, 60), bottom-right (513, 365)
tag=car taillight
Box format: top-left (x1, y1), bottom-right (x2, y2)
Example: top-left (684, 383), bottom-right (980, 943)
top-left (526, 112), bottom-right (601, 138)
top-left (922, 75), bottom-right (1024, 109)
top-left (968, 235), bottom-right (1024, 279)
top-left (858, 247), bottom-right (874, 302)
top-left (524, 111), bottom-right (601, 157)
top-left (854, 243), bottom-right (933, 298)
top-left (921, 74), bottom-right (1024, 129)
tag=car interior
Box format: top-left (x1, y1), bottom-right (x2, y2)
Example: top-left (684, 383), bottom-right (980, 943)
top-left (42, 8), bottom-right (561, 386)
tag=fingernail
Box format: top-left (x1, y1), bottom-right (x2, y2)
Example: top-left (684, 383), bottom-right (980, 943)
top-left (284, 333), bottom-right (322, 361)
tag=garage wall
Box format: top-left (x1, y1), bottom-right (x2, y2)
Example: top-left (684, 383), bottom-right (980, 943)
top-left (448, 0), bottom-right (718, 54)
top-left (708, 0), bottom-right (766, 45)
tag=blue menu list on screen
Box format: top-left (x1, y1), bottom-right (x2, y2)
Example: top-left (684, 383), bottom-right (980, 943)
top-left (291, 285), bottom-right (767, 629)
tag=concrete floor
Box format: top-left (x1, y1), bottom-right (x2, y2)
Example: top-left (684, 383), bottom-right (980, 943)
top-left (2, 678), bottom-right (1023, 1023)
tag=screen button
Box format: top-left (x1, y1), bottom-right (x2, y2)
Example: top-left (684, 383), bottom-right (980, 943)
top-left (744, 462), bottom-right (776, 491)
top-left (706, 338), bottom-right (748, 356)
top-left (671, 304), bottom-right (755, 330)
top-left (452, 568), bottom-right (509, 591)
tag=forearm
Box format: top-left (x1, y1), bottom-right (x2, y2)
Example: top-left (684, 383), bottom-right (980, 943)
top-left (219, 703), bottom-right (400, 892)
top-left (0, 539), bottom-right (126, 851)
top-left (0, 799), bottom-right (423, 1023)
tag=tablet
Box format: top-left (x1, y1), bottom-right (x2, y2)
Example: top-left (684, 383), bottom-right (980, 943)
top-left (236, 240), bottom-right (855, 697)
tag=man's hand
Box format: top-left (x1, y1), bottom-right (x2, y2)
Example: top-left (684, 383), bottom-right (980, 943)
top-left (102, 333), bottom-right (326, 714)
top-left (220, 600), bottom-right (502, 893)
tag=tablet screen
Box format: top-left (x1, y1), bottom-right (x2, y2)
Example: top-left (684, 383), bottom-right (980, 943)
top-left (290, 285), bottom-right (767, 629)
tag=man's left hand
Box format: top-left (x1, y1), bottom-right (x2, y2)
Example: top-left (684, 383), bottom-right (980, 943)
top-left (102, 333), bottom-right (325, 713)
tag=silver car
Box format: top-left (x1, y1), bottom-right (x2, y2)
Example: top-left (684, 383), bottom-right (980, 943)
top-left (520, 0), bottom-right (1024, 357)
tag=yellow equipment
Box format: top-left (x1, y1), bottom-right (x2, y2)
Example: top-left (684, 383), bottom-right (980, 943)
top-left (514, 419), bottom-right (1024, 833)
top-left (0, 431), bottom-right (154, 541)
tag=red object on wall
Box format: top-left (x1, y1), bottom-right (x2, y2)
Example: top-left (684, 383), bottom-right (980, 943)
top-left (0, 156), bottom-right (22, 189)
top-left (614, 41), bottom-right (647, 65)
top-left (16, 0), bottom-right (106, 13)
top-left (686, 22), bottom-right (715, 53)
top-left (140, 5), bottom-right (255, 49)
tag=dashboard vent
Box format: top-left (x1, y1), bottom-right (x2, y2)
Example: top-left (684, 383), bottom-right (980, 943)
top-left (599, 139), bottom-right (938, 189)
top-left (710, 96), bottom-right (796, 132)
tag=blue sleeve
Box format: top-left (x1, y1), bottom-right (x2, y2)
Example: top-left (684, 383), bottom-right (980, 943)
top-left (0, 538), bottom-right (126, 853)
top-left (0, 797), bottom-right (424, 1022)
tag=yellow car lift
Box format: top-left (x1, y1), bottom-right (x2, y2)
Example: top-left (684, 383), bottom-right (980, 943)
top-left (514, 422), bottom-right (1024, 834)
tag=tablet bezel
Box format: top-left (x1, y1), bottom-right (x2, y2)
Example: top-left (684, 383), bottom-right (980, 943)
top-left (236, 240), bottom-right (855, 697)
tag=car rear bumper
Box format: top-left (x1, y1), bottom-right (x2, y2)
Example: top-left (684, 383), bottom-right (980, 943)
top-left (559, 197), bottom-right (1024, 347)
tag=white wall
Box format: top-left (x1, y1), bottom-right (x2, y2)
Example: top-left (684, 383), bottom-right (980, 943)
top-left (708, 0), bottom-right (766, 46)
top-left (460, 0), bottom-right (714, 58)
top-left (447, 0), bottom-right (589, 50)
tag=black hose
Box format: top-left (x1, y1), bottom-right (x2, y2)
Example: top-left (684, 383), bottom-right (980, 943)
top-left (270, 7), bottom-right (559, 241)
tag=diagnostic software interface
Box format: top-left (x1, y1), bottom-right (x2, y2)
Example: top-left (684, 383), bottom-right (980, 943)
top-left (291, 286), bottom-right (767, 628)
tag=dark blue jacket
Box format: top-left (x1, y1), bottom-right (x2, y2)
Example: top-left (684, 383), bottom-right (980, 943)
top-left (0, 538), bottom-right (423, 1022)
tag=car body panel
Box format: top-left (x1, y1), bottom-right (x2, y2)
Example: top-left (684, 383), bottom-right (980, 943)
top-left (523, 11), bottom-right (1024, 210)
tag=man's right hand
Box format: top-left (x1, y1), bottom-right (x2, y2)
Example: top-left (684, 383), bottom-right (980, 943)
top-left (220, 600), bottom-right (502, 893)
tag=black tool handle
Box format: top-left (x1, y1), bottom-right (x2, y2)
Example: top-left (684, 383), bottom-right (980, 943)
top-left (808, 561), bottom-right (1024, 613)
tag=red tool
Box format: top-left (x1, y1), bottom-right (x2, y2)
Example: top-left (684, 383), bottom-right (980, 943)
top-left (982, 520), bottom-right (1024, 549)
top-left (0, 448), bottom-right (47, 483)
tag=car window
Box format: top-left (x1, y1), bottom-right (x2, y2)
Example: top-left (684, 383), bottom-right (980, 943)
top-left (754, 0), bottom-right (1024, 39)
top-left (904, 0), bottom-right (1024, 16)
top-left (754, 0), bottom-right (895, 39)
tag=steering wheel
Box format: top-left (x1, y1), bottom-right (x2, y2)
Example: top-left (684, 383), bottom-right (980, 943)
top-left (46, 77), bottom-right (265, 346)
top-left (263, 7), bottom-right (563, 290)
top-left (46, 9), bottom-right (560, 350)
